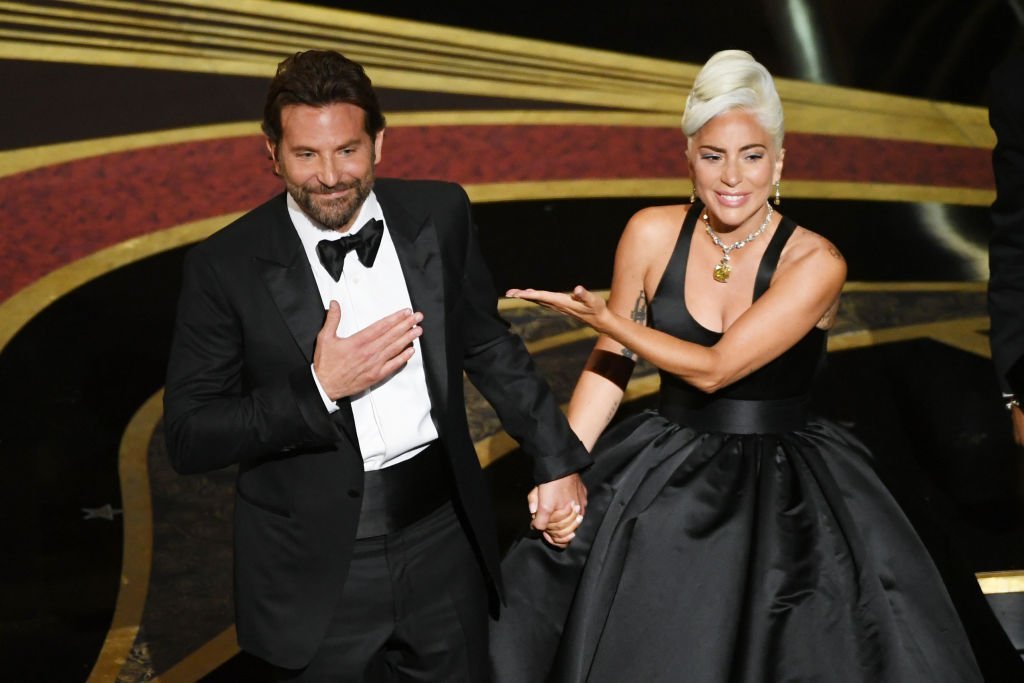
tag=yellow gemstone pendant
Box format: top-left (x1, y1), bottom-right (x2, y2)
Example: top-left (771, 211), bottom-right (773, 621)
top-left (713, 259), bottom-right (731, 283)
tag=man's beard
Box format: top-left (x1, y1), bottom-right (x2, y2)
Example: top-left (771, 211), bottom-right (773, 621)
top-left (288, 169), bottom-right (374, 232)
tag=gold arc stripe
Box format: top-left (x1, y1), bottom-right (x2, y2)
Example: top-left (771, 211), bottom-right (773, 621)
top-left (524, 327), bottom-right (598, 355)
top-left (0, 41), bottom-right (687, 112)
top-left (828, 317), bottom-right (991, 358)
top-left (0, 25), bottom-right (287, 62)
top-left (841, 281), bottom-right (987, 293)
top-left (0, 121), bottom-right (262, 177)
top-left (47, 0), bottom-right (686, 86)
top-left (86, 389), bottom-right (161, 682)
top-left (465, 180), bottom-right (994, 208)
top-left (1, 9), bottom-right (683, 94)
top-left (0, 40), bottom-right (269, 75)
top-left (0, 112), bottom-right (680, 178)
top-left (0, 20), bottom-right (678, 96)
top-left (778, 181), bottom-right (993, 207)
top-left (0, 213), bottom-right (242, 353)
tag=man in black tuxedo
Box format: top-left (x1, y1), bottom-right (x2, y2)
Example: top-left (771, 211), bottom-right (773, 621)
top-left (989, 54), bottom-right (1024, 446)
top-left (164, 50), bottom-right (590, 681)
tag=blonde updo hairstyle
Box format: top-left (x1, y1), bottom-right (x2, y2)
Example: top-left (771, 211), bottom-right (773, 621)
top-left (682, 50), bottom-right (784, 152)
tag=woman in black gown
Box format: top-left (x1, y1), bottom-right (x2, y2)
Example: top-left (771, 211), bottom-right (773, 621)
top-left (490, 50), bottom-right (982, 682)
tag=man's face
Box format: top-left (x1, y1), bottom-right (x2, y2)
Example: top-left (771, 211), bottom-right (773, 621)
top-left (267, 102), bottom-right (384, 233)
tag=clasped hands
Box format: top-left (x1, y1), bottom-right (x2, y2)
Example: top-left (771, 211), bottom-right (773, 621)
top-left (529, 472), bottom-right (588, 548)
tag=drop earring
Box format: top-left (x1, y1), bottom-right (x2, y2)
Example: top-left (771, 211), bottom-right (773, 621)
top-left (773, 181), bottom-right (781, 206)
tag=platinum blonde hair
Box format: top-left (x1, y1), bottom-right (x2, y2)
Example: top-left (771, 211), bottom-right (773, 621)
top-left (682, 50), bottom-right (784, 151)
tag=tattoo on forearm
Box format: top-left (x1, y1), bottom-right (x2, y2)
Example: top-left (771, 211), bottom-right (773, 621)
top-left (605, 398), bottom-right (621, 423)
top-left (621, 290), bottom-right (648, 360)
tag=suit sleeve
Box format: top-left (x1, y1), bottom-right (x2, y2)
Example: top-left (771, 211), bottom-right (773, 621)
top-left (451, 188), bottom-right (593, 483)
top-left (163, 246), bottom-right (338, 474)
top-left (988, 57), bottom-right (1024, 396)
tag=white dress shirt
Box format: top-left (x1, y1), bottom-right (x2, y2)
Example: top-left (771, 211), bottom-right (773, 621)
top-left (288, 191), bottom-right (438, 470)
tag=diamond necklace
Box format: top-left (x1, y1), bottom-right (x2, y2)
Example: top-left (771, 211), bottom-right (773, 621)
top-left (703, 202), bottom-right (774, 283)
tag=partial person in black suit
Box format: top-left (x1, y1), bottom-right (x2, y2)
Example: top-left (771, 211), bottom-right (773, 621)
top-left (163, 50), bottom-right (590, 682)
top-left (990, 54), bottom-right (1024, 446)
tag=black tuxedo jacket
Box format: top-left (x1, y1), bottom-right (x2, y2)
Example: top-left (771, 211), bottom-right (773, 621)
top-left (164, 178), bottom-right (591, 668)
top-left (989, 55), bottom-right (1024, 396)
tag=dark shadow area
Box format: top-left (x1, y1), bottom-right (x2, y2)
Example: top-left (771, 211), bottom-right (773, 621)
top-left (0, 248), bottom-right (185, 681)
top-left (814, 339), bottom-right (1024, 680)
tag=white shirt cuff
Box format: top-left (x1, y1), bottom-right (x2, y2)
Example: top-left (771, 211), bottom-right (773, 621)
top-left (311, 364), bottom-right (340, 414)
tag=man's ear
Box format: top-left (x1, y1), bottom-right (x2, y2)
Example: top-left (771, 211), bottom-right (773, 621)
top-left (265, 138), bottom-right (281, 176)
top-left (373, 128), bottom-right (385, 164)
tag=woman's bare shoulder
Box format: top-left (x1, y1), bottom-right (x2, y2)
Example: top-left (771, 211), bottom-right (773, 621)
top-left (621, 203), bottom-right (690, 247)
top-left (781, 223), bottom-right (846, 279)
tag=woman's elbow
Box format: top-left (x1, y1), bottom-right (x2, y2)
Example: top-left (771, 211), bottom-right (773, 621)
top-left (681, 370), bottom-right (728, 394)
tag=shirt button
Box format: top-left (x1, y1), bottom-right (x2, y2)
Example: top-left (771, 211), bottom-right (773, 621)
top-left (347, 489), bottom-right (361, 499)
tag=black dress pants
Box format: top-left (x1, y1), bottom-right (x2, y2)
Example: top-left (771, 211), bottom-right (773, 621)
top-left (272, 501), bottom-right (490, 682)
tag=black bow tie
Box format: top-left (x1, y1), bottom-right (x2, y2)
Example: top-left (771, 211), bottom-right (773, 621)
top-left (316, 218), bottom-right (384, 281)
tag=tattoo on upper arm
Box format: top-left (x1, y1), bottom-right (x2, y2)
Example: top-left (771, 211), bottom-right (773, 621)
top-left (620, 290), bottom-right (648, 360)
top-left (817, 297), bottom-right (840, 330)
top-left (828, 244), bottom-right (844, 261)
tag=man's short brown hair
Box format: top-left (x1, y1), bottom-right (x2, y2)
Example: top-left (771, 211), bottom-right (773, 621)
top-left (262, 50), bottom-right (386, 146)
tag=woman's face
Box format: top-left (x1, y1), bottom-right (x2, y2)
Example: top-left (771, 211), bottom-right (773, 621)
top-left (688, 108), bottom-right (784, 231)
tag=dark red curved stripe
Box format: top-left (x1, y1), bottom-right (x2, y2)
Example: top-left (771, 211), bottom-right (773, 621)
top-left (0, 125), bottom-right (993, 302)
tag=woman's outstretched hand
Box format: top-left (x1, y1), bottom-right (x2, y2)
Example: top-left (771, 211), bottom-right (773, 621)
top-left (506, 285), bottom-right (610, 332)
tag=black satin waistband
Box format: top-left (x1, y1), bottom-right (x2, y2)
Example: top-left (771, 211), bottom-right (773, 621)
top-left (356, 441), bottom-right (452, 539)
top-left (659, 395), bottom-right (809, 434)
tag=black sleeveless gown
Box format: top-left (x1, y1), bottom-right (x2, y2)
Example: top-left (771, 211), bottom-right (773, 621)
top-left (490, 205), bottom-right (982, 682)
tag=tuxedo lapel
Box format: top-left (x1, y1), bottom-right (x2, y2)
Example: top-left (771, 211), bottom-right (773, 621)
top-left (255, 195), bottom-right (359, 446)
top-left (378, 186), bottom-right (450, 416)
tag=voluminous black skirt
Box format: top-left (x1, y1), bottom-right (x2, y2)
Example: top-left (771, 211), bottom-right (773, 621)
top-left (490, 412), bottom-right (982, 682)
